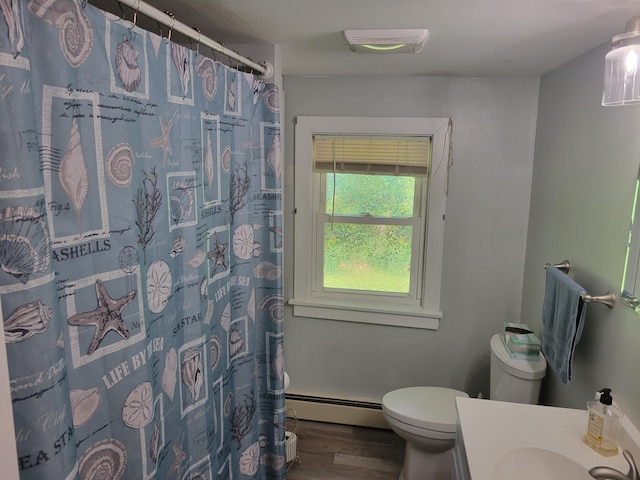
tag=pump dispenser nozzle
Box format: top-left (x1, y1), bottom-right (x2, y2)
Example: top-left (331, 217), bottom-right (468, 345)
top-left (599, 388), bottom-right (613, 406)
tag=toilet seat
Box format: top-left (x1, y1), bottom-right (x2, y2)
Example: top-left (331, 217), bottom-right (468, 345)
top-left (382, 386), bottom-right (469, 433)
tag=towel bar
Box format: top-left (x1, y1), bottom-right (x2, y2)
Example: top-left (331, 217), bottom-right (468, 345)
top-left (544, 260), bottom-right (616, 308)
top-left (545, 259), bottom-right (571, 274)
top-left (581, 292), bottom-right (617, 308)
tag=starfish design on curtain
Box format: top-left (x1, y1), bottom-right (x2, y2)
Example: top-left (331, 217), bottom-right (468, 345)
top-left (150, 115), bottom-right (173, 167)
top-left (207, 231), bottom-right (228, 277)
top-left (167, 433), bottom-right (186, 480)
top-left (68, 279), bottom-right (137, 355)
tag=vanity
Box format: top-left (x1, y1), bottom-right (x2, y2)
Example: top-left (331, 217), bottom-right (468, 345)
top-left (453, 397), bottom-right (640, 480)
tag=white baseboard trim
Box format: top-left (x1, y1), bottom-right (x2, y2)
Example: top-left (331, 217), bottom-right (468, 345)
top-left (285, 395), bottom-right (390, 429)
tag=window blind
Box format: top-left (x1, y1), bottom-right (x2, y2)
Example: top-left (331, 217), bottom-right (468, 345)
top-left (313, 135), bottom-right (431, 176)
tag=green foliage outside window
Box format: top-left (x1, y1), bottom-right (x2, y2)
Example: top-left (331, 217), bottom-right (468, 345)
top-left (323, 174), bottom-right (416, 293)
top-left (326, 174), bottom-right (415, 216)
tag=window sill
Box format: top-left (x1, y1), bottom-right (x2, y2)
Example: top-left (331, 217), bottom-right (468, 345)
top-left (288, 298), bottom-right (441, 330)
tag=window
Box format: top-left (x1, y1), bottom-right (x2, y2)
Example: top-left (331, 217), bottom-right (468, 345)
top-left (316, 135), bottom-right (429, 298)
top-left (291, 117), bottom-right (450, 329)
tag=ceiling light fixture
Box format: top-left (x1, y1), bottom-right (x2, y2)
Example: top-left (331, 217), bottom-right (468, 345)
top-left (343, 29), bottom-right (429, 54)
top-left (603, 16), bottom-right (640, 106)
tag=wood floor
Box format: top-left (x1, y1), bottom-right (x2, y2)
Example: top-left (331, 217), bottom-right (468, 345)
top-left (285, 419), bottom-right (406, 480)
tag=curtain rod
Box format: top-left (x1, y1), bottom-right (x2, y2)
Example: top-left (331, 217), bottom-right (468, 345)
top-left (110, 0), bottom-right (271, 78)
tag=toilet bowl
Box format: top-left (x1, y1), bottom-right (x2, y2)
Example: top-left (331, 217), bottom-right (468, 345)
top-left (382, 386), bottom-right (469, 480)
top-left (382, 333), bottom-right (547, 480)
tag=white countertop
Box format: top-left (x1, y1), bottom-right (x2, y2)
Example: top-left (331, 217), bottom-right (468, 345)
top-left (456, 397), bottom-right (640, 480)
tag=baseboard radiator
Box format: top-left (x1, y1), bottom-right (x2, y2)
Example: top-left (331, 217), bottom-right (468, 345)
top-left (285, 393), bottom-right (390, 429)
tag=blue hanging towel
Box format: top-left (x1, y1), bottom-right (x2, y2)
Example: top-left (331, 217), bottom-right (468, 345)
top-left (541, 266), bottom-right (587, 384)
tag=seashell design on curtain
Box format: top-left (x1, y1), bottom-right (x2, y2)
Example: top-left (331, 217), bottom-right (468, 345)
top-left (0, 1), bottom-right (284, 479)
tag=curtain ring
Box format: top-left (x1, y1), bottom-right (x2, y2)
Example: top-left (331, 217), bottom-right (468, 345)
top-left (195, 28), bottom-right (201, 55)
top-left (132, 0), bottom-right (139, 27)
top-left (166, 11), bottom-right (175, 43)
top-left (82, 0), bottom-right (88, 9)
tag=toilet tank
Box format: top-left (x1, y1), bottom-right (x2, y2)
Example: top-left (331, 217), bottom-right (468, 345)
top-left (489, 333), bottom-right (546, 404)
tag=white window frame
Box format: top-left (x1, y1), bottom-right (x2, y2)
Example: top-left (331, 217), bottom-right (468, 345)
top-left (290, 116), bottom-right (449, 330)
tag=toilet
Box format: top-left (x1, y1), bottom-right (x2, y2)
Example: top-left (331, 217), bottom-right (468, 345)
top-left (382, 387), bottom-right (468, 480)
top-left (381, 333), bottom-right (547, 480)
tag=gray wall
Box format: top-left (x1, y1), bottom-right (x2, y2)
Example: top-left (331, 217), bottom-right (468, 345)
top-left (522, 43), bottom-right (640, 426)
top-left (282, 76), bottom-right (540, 402)
top-left (214, 17), bottom-right (640, 432)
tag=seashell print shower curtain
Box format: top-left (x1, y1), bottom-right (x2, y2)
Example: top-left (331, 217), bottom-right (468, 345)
top-left (0, 1), bottom-right (285, 479)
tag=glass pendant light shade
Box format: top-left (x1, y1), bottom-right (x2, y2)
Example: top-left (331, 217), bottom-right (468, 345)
top-left (603, 17), bottom-right (640, 106)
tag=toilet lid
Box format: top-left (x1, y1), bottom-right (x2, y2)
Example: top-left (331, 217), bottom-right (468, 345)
top-left (382, 387), bottom-right (469, 433)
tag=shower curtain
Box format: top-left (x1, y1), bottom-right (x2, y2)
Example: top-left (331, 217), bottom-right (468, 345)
top-left (0, 1), bottom-right (285, 479)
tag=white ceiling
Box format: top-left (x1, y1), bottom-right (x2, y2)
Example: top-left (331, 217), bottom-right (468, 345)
top-left (100, 0), bottom-right (640, 77)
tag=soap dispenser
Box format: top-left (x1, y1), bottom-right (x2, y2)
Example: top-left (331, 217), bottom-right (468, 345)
top-left (583, 388), bottom-right (624, 456)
